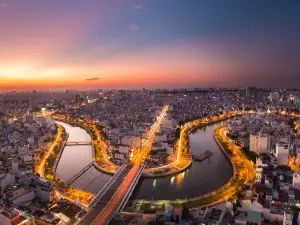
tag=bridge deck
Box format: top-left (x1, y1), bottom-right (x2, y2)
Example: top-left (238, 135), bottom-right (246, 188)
top-left (65, 141), bottom-right (92, 146)
top-left (79, 165), bottom-right (133, 225)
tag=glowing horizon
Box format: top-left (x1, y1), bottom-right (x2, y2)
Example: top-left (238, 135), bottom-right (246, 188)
top-left (1, 0), bottom-right (300, 90)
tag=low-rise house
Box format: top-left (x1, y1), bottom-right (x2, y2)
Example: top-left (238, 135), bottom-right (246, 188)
top-left (3, 185), bottom-right (35, 207)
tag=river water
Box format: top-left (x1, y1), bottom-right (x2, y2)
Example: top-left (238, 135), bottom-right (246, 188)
top-left (55, 121), bottom-right (233, 200)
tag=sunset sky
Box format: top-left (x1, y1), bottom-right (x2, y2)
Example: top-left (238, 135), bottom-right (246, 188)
top-left (0, 0), bottom-right (300, 90)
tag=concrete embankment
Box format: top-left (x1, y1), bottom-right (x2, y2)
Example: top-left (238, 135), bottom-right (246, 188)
top-left (52, 132), bottom-right (69, 173)
top-left (93, 162), bottom-right (116, 175)
top-left (142, 159), bottom-right (192, 178)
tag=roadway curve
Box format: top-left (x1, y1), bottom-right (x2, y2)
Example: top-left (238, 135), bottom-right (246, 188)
top-left (35, 126), bottom-right (63, 177)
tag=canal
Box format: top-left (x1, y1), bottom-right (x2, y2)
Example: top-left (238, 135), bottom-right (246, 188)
top-left (55, 121), bottom-right (233, 200)
top-left (55, 121), bottom-right (112, 193)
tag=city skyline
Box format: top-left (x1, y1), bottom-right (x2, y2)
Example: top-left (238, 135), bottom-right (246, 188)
top-left (1, 0), bottom-right (300, 90)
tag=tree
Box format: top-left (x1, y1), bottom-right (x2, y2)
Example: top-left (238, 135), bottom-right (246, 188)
top-left (182, 203), bottom-right (189, 218)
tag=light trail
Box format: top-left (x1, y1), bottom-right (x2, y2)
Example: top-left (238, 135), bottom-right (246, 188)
top-left (131, 105), bottom-right (168, 164)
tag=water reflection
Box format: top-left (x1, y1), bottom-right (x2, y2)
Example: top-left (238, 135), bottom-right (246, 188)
top-left (153, 180), bottom-right (156, 188)
top-left (176, 171), bottom-right (185, 189)
top-left (170, 176), bottom-right (175, 185)
top-left (131, 121), bottom-right (233, 200)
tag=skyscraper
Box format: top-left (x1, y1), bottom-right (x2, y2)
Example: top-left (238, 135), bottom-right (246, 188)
top-left (75, 94), bottom-right (81, 103)
top-left (246, 87), bottom-right (257, 98)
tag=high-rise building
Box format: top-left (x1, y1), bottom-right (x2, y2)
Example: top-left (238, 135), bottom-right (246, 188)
top-left (246, 87), bottom-right (257, 98)
top-left (249, 133), bottom-right (270, 154)
top-left (275, 142), bottom-right (292, 165)
top-left (32, 176), bottom-right (54, 202)
top-left (25, 115), bottom-right (34, 124)
top-left (75, 94), bottom-right (81, 103)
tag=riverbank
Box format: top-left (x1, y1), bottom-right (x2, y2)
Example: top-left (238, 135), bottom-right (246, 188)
top-left (135, 124), bottom-right (255, 210)
top-left (34, 125), bottom-right (66, 181)
top-left (142, 159), bottom-right (192, 178)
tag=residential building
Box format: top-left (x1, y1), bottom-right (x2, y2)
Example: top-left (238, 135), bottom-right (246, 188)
top-left (32, 176), bottom-right (54, 202)
top-left (276, 142), bottom-right (292, 165)
top-left (3, 185), bottom-right (35, 207)
top-left (250, 133), bottom-right (270, 154)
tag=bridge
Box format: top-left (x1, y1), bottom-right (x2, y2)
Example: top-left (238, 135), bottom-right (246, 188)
top-left (77, 164), bottom-right (145, 225)
top-left (65, 141), bottom-right (92, 146)
top-left (65, 162), bottom-right (94, 186)
top-left (76, 105), bottom-right (168, 225)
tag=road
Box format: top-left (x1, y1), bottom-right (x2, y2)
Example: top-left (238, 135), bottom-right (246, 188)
top-left (35, 127), bottom-right (62, 177)
top-left (90, 164), bottom-right (140, 225)
top-left (84, 106), bottom-right (168, 225)
top-left (92, 124), bottom-right (118, 170)
top-left (219, 127), bottom-right (255, 184)
top-left (131, 105), bottom-right (168, 164)
top-left (78, 165), bottom-right (134, 224)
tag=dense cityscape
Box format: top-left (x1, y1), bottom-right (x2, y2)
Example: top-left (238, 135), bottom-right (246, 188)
top-left (0, 88), bottom-right (299, 224)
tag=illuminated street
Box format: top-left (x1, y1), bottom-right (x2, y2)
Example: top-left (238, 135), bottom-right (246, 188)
top-left (131, 105), bottom-right (169, 164)
top-left (35, 126), bottom-right (63, 177)
top-left (219, 127), bottom-right (255, 185)
top-left (80, 106), bottom-right (168, 225)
